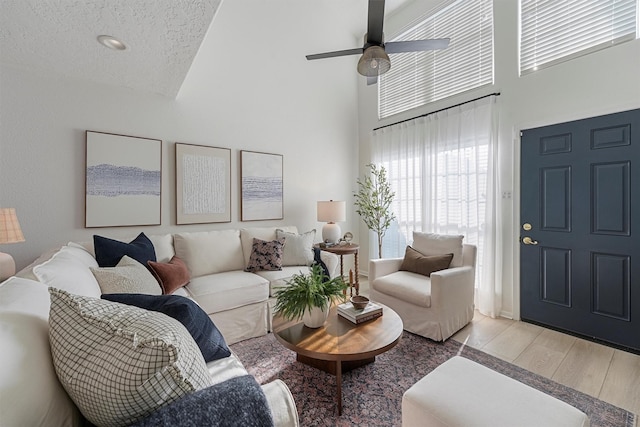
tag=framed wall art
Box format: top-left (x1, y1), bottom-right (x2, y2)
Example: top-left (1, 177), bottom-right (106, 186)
top-left (176, 143), bottom-right (231, 224)
top-left (85, 131), bottom-right (162, 228)
top-left (240, 150), bottom-right (283, 221)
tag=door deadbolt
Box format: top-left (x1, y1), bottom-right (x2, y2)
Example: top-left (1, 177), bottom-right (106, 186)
top-left (523, 223), bottom-right (532, 231)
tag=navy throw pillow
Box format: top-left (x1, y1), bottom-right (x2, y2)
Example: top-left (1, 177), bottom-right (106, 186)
top-left (94, 232), bottom-right (157, 267)
top-left (101, 293), bottom-right (231, 362)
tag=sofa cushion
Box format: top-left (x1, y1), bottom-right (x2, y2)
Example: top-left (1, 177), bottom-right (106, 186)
top-left (0, 277), bottom-right (81, 427)
top-left (147, 256), bottom-right (190, 294)
top-left (240, 226), bottom-right (297, 266)
top-left (276, 228), bottom-right (315, 266)
top-left (94, 232), bottom-right (157, 268)
top-left (399, 246), bottom-right (454, 277)
top-left (101, 294), bottom-right (231, 363)
top-left (412, 232), bottom-right (464, 268)
top-left (91, 255), bottom-right (162, 295)
top-left (372, 271), bottom-right (432, 308)
top-left (186, 271), bottom-right (269, 314)
top-left (174, 230), bottom-right (245, 277)
top-left (254, 266), bottom-right (310, 296)
top-left (48, 288), bottom-right (212, 427)
top-left (245, 238), bottom-right (285, 272)
top-left (33, 245), bottom-right (101, 298)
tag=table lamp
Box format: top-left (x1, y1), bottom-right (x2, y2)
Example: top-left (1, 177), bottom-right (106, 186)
top-left (0, 208), bottom-right (25, 281)
top-left (317, 200), bottom-right (346, 244)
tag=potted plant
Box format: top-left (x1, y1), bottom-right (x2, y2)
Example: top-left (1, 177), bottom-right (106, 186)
top-left (354, 163), bottom-right (396, 258)
top-left (274, 264), bottom-right (348, 328)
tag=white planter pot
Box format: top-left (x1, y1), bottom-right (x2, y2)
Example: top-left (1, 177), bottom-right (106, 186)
top-left (302, 305), bottom-right (329, 328)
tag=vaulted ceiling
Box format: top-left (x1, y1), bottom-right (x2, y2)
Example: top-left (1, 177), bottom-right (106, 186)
top-left (0, 0), bottom-right (416, 98)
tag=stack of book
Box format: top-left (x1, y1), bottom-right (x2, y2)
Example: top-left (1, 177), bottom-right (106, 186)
top-left (337, 301), bottom-right (383, 324)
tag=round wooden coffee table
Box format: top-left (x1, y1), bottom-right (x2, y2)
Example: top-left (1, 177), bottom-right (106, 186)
top-left (274, 303), bottom-right (403, 415)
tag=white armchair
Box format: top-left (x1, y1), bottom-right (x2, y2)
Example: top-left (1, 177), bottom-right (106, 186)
top-left (369, 240), bottom-right (477, 342)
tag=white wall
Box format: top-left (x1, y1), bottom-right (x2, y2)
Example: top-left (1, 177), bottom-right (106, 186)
top-left (0, 0), bottom-right (362, 270)
top-left (357, 0), bottom-right (640, 318)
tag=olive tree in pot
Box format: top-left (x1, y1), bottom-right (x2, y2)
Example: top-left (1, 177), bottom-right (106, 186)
top-left (274, 264), bottom-right (348, 328)
top-left (354, 163), bottom-right (396, 258)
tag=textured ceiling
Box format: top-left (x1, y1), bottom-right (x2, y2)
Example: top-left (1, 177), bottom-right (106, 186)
top-left (0, 0), bottom-right (221, 98)
top-left (0, 0), bottom-right (419, 98)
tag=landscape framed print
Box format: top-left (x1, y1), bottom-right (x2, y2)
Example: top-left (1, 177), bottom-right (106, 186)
top-left (240, 150), bottom-right (283, 221)
top-left (85, 131), bottom-right (162, 228)
top-left (176, 143), bottom-right (231, 224)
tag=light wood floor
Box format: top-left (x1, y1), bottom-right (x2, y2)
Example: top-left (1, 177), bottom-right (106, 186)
top-left (356, 278), bottom-right (640, 417)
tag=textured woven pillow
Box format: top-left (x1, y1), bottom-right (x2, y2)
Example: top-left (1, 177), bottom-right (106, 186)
top-left (276, 228), bottom-right (316, 266)
top-left (244, 238), bottom-right (285, 272)
top-left (147, 256), bottom-right (191, 294)
top-left (94, 232), bottom-right (157, 267)
top-left (90, 255), bottom-right (162, 295)
top-left (48, 288), bottom-right (212, 427)
top-left (101, 293), bottom-right (231, 363)
top-left (399, 246), bottom-right (454, 277)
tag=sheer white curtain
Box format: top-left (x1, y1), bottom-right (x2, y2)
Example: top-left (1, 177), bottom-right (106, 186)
top-left (371, 95), bottom-right (502, 317)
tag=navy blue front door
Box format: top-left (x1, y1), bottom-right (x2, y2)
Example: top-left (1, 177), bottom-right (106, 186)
top-left (520, 109), bottom-right (640, 352)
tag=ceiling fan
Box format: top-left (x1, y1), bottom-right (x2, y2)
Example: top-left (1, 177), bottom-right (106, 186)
top-left (306, 0), bottom-right (450, 84)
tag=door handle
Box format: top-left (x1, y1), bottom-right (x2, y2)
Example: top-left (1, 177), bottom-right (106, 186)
top-left (522, 236), bottom-right (538, 245)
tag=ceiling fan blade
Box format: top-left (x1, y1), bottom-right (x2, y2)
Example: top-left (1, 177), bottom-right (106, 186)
top-left (366, 0), bottom-right (385, 45)
top-left (385, 38), bottom-right (450, 54)
top-left (306, 47), bottom-right (364, 61)
top-left (367, 75), bottom-right (378, 86)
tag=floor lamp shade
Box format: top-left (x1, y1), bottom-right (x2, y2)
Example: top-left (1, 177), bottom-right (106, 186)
top-left (0, 208), bottom-right (25, 282)
top-left (317, 201), bottom-right (346, 244)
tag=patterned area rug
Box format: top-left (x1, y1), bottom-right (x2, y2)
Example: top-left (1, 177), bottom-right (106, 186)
top-left (231, 331), bottom-right (636, 427)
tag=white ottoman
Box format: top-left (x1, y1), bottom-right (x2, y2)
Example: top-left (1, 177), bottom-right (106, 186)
top-left (402, 356), bottom-right (590, 427)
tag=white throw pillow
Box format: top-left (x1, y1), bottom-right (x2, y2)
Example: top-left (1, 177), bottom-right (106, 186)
top-left (0, 277), bottom-right (81, 427)
top-left (48, 288), bottom-right (212, 427)
top-left (174, 230), bottom-right (245, 277)
top-left (276, 229), bottom-right (316, 266)
top-left (90, 255), bottom-right (162, 295)
top-left (412, 232), bottom-right (464, 268)
top-left (34, 246), bottom-right (101, 298)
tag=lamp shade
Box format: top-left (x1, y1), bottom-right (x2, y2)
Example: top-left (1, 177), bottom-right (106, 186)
top-left (357, 46), bottom-right (391, 77)
top-left (317, 201), bottom-right (346, 223)
top-left (0, 208), bottom-right (25, 244)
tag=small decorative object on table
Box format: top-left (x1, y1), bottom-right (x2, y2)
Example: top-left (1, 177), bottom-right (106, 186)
top-left (338, 300), bottom-right (383, 324)
top-left (350, 295), bottom-right (369, 310)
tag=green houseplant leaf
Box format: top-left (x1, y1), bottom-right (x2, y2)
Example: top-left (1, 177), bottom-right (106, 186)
top-left (273, 264), bottom-right (348, 321)
top-left (354, 163), bottom-right (396, 258)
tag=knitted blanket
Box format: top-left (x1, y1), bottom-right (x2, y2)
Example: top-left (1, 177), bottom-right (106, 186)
top-left (130, 375), bottom-right (274, 427)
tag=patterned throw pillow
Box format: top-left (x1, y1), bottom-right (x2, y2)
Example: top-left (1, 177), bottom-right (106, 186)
top-left (48, 288), bottom-right (212, 427)
top-left (244, 238), bottom-right (285, 272)
top-left (90, 255), bottom-right (162, 295)
top-left (101, 293), bottom-right (231, 363)
top-left (276, 229), bottom-right (316, 266)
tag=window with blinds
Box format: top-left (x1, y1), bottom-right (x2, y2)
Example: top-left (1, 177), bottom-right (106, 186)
top-left (378, 0), bottom-right (493, 120)
top-left (520, 0), bottom-right (638, 75)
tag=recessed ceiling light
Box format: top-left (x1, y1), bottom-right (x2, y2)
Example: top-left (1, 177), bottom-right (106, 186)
top-left (97, 35), bottom-right (126, 51)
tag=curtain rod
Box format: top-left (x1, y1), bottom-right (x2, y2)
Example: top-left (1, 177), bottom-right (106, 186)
top-left (373, 92), bottom-right (501, 131)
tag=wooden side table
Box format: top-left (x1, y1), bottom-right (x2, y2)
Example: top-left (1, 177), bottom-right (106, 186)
top-left (315, 243), bottom-right (360, 295)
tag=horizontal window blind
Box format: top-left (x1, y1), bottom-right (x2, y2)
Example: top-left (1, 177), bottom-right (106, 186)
top-left (520, 0), bottom-right (637, 75)
top-left (378, 0), bottom-right (493, 120)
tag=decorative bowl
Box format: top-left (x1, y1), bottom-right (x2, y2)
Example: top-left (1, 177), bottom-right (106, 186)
top-left (350, 295), bottom-right (370, 310)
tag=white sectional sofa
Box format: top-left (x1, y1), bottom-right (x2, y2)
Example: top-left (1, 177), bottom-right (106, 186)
top-left (2, 225), bottom-right (338, 427)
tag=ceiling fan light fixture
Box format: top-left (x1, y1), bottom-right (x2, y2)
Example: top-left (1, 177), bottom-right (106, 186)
top-left (357, 46), bottom-right (390, 77)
